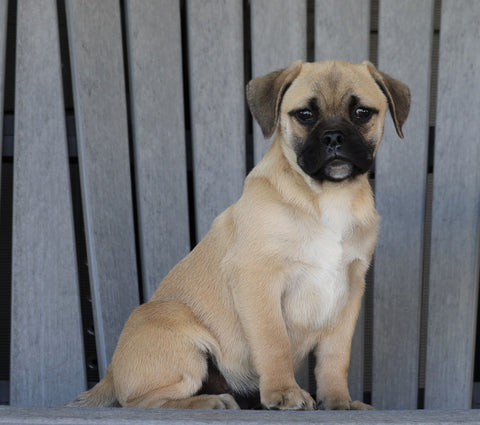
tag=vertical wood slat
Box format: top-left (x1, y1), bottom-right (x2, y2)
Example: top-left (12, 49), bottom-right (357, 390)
top-left (425, 0), bottom-right (480, 409)
top-left (250, 0), bottom-right (307, 165)
top-left (314, 0), bottom-right (371, 402)
top-left (249, 0), bottom-right (308, 390)
top-left (0, 0), bottom-right (6, 193)
top-left (186, 0), bottom-right (245, 241)
top-left (11, 0), bottom-right (85, 406)
top-left (315, 0), bottom-right (370, 63)
top-left (65, 0), bottom-right (139, 377)
top-left (373, 0), bottom-right (433, 409)
top-left (125, 0), bottom-right (190, 301)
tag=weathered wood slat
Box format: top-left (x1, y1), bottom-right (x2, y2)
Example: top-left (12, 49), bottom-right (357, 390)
top-left (249, 0), bottom-right (308, 391)
top-left (373, 0), bottom-right (433, 409)
top-left (0, 0), bottom-right (6, 192)
top-left (425, 0), bottom-right (480, 409)
top-left (125, 0), bottom-right (190, 301)
top-left (250, 0), bottom-right (307, 164)
top-left (315, 0), bottom-right (370, 63)
top-left (314, 0), bottom-right (371, 402)
top-left (2, 407), bottom-right (480, 425)
top-left (65, 0), bottom-right (139, 377)
top-left (186, 0), bottom-right (245, 240)
top-left (10, 0), bottom-right (85, 406)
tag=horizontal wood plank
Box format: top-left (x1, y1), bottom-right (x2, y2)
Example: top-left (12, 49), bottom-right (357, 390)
top-left (2, 407), bottom-right (480, 425)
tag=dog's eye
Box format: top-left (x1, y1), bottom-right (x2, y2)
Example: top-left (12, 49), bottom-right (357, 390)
top-left (352, 107), bottom-right (373, 123)
top-left (294, 109), bottom-right (315, 124)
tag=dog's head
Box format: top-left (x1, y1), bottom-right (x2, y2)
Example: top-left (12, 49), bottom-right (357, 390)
top-left (246, 60), bottom-right (410, 183)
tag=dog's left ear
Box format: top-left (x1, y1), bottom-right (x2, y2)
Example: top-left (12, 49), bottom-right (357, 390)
top-left (363, 61), bottom-right (411, 138)
top-left (246, 60), bottom-right (303, 139)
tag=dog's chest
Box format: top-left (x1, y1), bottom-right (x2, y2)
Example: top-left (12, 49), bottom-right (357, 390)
top-left (282, 197), bottom-right (366, 331)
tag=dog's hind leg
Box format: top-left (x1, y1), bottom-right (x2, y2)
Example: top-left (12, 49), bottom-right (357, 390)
top-left (66, 366), bottom-right (119, 407)
top-left (126, 392), bottom-right (239, 409)
top-left (111, 301), bottom-right (239, 409)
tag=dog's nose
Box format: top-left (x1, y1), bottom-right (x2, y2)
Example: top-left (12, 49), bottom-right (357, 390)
top-left (322, 131), bottom-right (344, 153)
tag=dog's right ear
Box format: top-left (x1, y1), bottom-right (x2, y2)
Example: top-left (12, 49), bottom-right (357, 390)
top-left (363, 61), bottom-right (411, 139)
top-left (246, 60), bottom-right (303, 139)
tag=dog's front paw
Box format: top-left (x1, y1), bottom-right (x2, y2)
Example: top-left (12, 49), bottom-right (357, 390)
top-left (261, 386), bottom-right (316, 410)
top-left (317, 396), bottom-right (373, 410)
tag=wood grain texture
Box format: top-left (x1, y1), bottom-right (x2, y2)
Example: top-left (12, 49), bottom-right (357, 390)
top-left (3, 407), bottom-right (480, 424)
top-left (0, 0), bottom-right (6, 193)
top-left (250, 0), bottom-right (307, 164)
top-left (65, 0), bottom-right (140, 377)
top-left (315, 0), bottom-right (370, 62)
top-left (249, 0), bottom-right (309, 390)
top-left (424, 0), bottom-right (480, 409)
top-left (10, 0), bottom-right (86, 406)
top-left (186, 0), bottom-right (245, 240)
top-left (373, 0), bottom-right (433, 409)
top-left (314, 0), bottom-right (370, 401)
top-left (125, 0), bottom-right (190, 301)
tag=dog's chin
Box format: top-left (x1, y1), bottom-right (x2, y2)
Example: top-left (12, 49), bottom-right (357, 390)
top-left (322, 159), bottom-right (354, 181)
top-left (307, 159), bottom-right (358, 183)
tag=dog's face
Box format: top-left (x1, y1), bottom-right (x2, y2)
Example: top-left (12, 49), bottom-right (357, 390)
top-left (247, 60), bottom-right (410, 183)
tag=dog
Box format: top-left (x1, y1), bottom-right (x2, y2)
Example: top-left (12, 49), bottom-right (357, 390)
top-left (68, 60), bottom-right (410, 410)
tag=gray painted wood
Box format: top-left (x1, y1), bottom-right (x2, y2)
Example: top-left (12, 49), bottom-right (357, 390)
top-left (10, 0), bottom-right (86, 406)
top-left (315, 0), bottom-right (370, 63)
top-left (0, 0), bottom-right (6, 195)
top-left (249, 0), bottom-right (308, 390)
top-left (250, 0), bottom-right (307, 164)
top-left (425, 0), bottom-right (480, 409)
top-left (373, 0), bottom-right (432, 409)
top-left (2, 407), bottom-right (480, 425)
top-left (186, 0), bottom-right (245, 240)
top-left (314, 0), bottom-right (370, 402)
top-left (65, 0), bottom-right (140, 377)
top-left (125, 0), bottom-right (190, 301)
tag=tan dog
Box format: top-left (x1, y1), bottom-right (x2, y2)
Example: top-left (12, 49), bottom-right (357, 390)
top-left (68, 60), bottom-right (410, 411)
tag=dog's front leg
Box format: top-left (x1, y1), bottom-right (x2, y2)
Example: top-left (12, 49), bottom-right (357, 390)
top-left (314, 260), bottom-right (373, 410)
top-left (232, 272), bottom-right (315, 410)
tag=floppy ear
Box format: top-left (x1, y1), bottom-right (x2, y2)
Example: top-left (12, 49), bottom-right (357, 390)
top-left (363, 61), bottom-right (411, 138)
top-left (246, 60), bottom-right (303, 139)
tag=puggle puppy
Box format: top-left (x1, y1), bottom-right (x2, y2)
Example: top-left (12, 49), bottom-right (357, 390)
top-left (68, 60), bottom-right (410, 411)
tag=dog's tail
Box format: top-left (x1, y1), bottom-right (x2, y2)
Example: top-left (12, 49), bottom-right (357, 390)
top-left (65, 367), bottom-right (120, 407)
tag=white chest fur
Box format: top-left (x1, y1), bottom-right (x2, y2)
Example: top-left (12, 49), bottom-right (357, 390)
top-left (281, 188), bottom-right (370, 334)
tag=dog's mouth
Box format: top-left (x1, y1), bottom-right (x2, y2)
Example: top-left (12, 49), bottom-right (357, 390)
top-left (300, 151), bottom-right (372, 183)
top-left (309, 157), bottom-right (357, 182)
top-left (322, 158), bottom-right (354, 181)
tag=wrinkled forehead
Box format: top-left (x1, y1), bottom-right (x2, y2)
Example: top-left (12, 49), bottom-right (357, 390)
top-left (281, 61), bottom-right (388, 114)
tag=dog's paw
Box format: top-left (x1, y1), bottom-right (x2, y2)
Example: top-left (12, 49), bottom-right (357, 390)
top-left (350, 400), bottom-right (374, 410)
top-left (186, 394), bottom-right (240, 410)
top-left (261, 386), bottom-right (316, 410)
top-left (317, 396), bottom-right (374, 410)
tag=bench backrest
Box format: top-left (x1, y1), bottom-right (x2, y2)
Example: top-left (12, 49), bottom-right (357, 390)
top-left (2, 0), bottom-right (479, 410)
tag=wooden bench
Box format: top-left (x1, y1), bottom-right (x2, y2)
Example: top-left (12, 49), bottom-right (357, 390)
top-left (1, 0), bottom-right (480, 422)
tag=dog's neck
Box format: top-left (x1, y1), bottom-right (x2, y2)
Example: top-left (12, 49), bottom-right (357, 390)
top-left (248, 136), bottom-right (375, 224)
